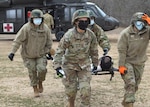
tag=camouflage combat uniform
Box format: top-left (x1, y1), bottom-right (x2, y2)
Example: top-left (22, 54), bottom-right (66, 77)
top-left (10, 22), bottom-right (52, 86)
top-left (117, 12), bottom-right (150, 106)
top-left (53, 27), bottom-right (98, 107)
top-left (43, 13), bottom-right (54, 29)
top-left (9, 8), bottom-right (53, 90)
top-left (89, 24), bottom-right (110, 51)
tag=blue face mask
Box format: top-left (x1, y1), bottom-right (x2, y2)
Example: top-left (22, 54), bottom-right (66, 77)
top-left (134, 21), bottom-right (145, 31)
top-left (33, 18), bottom-right (42, 25)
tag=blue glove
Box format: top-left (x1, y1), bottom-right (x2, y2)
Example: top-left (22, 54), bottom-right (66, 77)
top-left (103, 48), bottom-right (109, 55)
top-left (8, 53), bottom-right (14, 61)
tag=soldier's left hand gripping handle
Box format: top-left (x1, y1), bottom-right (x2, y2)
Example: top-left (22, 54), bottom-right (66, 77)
top-left (8, 53), bottom-right (15, 61)
top-left (46, 53), bottom-right (53, 60)
top-left (55, 67), bottom-right (66, 78)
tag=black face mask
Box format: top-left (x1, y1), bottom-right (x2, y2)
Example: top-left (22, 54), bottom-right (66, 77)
top-left (78, 20), bottom-right (89, 30)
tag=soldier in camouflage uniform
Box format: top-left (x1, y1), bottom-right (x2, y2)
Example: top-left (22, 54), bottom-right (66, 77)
top-left (117, 12), bottom-right (150, 107)
top-left (53, 9), bottom-right (98, 107)
top-left (43, 10), bottom-right (54, 30)
top-left (88, 11), bottom-right (111, 56)
top-left (8, 9), bottom-right (53, 97)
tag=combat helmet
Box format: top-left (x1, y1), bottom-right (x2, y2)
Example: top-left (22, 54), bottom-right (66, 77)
top-left (131, 12), bottom-right (145, 24)
top-left (72, 9), bottom-right (90, 25)
top-left (30, 9), bottom-right (43, 18)
top-left (88, 10), bottom-right (96, 19)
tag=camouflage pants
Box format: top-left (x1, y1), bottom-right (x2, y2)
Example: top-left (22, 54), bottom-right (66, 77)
top-left (121, 63), bottom-right (144, 103)
top-left (23, 56), bottom-right (47, 86)
top-left (62, 63), bottom-right (92, 107)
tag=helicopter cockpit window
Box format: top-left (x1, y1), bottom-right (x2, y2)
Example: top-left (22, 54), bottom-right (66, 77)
top-left (95, 5), bottom-right (106, 17)
top-left (86, 4), bottom-right (106, 18)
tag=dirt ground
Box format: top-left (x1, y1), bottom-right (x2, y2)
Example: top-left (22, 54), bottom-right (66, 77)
top-left (1, 27), bottom-right (150, 107)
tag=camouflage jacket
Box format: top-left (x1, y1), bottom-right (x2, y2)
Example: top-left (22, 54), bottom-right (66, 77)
top-left (53, 27), bottom-right (98, 69)
top-left (89, 24), bottom-right (110, 50)
top-left (117, 25), bottom-right (150, 66)
top-left (11, 22), bottom-right (52, 58)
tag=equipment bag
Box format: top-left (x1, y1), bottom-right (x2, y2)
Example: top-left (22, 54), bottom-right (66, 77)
top-left (100, 56), bottom-right (113, 71)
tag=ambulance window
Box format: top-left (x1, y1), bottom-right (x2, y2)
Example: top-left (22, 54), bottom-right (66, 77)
top-left (6, 10), bottom-right (16, 19)
top-left (17, 9), bottom-right (22, 19)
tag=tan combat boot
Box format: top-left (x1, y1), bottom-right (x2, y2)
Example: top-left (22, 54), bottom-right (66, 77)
top-left (121, 99), bottom-right (125, 106)
top-left (123, 103), bottom-right (133, 107)
top-left (122, 99), bottom-right (134, 107)
top-left (125, 103), bottom-right (133, 107)
top-left (33, 85), bottom-right (40, 97)
top-left (38, 81), bottom-right (43, 93)
top-left (65, 98), bottom-right (75, 107)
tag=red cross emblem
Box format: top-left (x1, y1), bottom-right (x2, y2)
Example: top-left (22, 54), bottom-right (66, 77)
top-left (3, 23), bottom-right (14, 32)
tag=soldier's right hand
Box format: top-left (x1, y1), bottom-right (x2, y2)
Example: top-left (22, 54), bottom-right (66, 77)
top-left (8, 53), bottom-right (15, 61)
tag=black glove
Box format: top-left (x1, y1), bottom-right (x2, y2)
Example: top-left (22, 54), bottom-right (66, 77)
top-left (91, 66), bottom-right (97, 75)
top-left (92, 66), bottom-right (97, 72)
top-left (103, 48), bottom-right (109, 55)
top-left (8, 53), bottom-right (14, 61)
top-left (56, 67), bottom-right (65, 78)
top-left (46, 53), bottom-right (53, 60)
